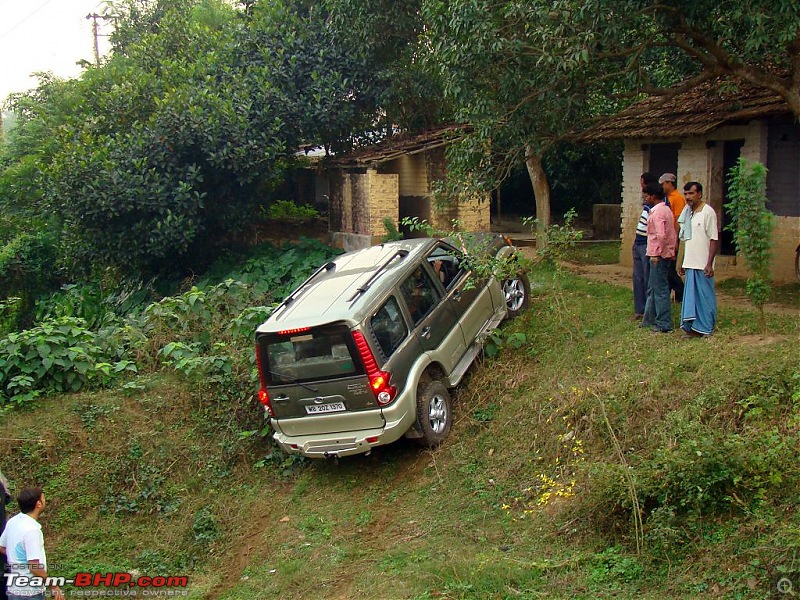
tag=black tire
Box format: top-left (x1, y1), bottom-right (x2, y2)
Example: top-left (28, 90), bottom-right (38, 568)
top-left (414, 379), bottom-right (452, 448)
top-left (502, 271), bottom-right (531, 319)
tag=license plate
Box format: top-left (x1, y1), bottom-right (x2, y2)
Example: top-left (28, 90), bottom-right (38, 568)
top-left (305, 402), bottom-right (346, 414)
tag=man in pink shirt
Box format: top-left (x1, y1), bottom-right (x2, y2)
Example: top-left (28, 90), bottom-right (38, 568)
top-left (641, 182), bottom-right (677, 333)
top-left (659, 173), bottom-right (686, 303)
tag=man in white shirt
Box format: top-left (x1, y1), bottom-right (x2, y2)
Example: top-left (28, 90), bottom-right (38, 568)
top-left (0, 469), bottom-right (10, 600)
top-left (0, 488), bottom-right (63, 600)
top-left (678, 182), bottom-right (718, 337)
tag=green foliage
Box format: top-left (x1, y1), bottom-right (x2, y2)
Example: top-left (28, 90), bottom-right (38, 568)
top-left (35, 279), bottom-right (153, 330)
top-left (401, 217), bottom-right (530, 285)
top-left (267, 200), bottom-right (319, 221)
top-left (725, 158), bottom-right (774, 329)
top-left (524, 208), bottom-right (584, 268)
top-left (0, 231), bottom-right (60, 327)
top-left (484, 330), bottom-right (527, 358)
top-left (381, 217), bottom-right (403, 242)
top-left (101, 441), bottom-right (177, 515)
top-left (0, 239), bottom-right (341, 412)
top-left (192, 507), bottom-right (221, 545)
top-left (589, 546), bottom-right (644, 587)
top-left (322, 0), bottom-right (444, 131)
top-left (0, 317), bottom-right (138, 406)
top-left (0, 298), bottom-right (22, 338)
top-left (201, 238), bottom-right (341, 299)
top-left (73, 401), bottom-right (119, 429)
top-left (470, 402), bottom-right (499, 423)
top-left (255, 448), bottom-right (308, 478)
top-left (2, 0), bottom-right (406, 278)
top-left (159, 341), bottom-right (233, 384)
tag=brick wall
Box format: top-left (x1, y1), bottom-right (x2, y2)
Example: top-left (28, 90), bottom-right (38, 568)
top-left (366, 169), bottom-right (399, 237)
top-left (455, 196), bottom-right (490, 231)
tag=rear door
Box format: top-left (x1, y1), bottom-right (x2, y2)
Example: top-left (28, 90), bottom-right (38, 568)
top-left (257, 324), bottom-right (385, 435)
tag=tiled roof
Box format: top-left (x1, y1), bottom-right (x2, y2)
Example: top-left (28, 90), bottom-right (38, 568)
top-left (326, 124), bottom-right (471, 167)
top-left (573, 78), bottom-right (790, 141)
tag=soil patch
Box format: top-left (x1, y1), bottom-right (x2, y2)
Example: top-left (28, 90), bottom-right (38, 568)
top-left (561, 260), bottom-right (799, 316)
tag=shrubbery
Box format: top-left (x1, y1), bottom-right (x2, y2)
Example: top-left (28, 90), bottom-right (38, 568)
top-left (0, 317), bottom-right (138, 405)
top-left (0, 238), bottom-right (341, 408)
top-left (0, 231), bottom-right (60, 329)
top-left (267, 199), bottom-right (319, 221)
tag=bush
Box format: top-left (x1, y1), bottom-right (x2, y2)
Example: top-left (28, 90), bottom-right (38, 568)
top-left (0, 231), bottom-right (60, 328)
top-left (267, 199), bottom-right (319, 221)
top-left (35, 279), bottom-right (154, 330)
top-left (0, 316), bottom-right (138, 406)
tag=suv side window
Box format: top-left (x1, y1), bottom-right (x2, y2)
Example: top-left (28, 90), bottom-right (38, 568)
top-left (399, 265), bottom-right (441, 325)
top-left (370, 296), bottom-right (408, 358)
top-left (427, 244), bottom-right (466, 291)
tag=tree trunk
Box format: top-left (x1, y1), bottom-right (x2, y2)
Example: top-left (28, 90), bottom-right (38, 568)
top-left (524, 145), bottom-right (551, 247)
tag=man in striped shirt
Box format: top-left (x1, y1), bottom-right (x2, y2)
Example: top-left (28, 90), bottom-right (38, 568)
top-left (632, 173), bottom-right (658, 319)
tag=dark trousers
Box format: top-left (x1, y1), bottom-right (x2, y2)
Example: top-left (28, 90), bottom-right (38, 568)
top-left (667, 241), bottom-right (684, 302)
top-left (632, 241), bottom-right (649, 315)
top-left (642, 257), bottom-right (673, 332)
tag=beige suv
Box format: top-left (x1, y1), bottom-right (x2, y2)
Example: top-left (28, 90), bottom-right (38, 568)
top-left (255, 235), bottom-right (529, 458)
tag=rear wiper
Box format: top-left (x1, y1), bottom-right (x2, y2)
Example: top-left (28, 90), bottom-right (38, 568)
top-left (269, 370), bottom-right (319, 393)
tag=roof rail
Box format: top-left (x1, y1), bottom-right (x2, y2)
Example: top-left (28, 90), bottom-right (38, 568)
top-left (272, 260), bottom-right (336, 316)
top-left (346, 249), bottom-right (409, 304)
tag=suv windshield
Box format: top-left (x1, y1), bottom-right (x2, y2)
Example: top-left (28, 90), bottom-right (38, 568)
top-left (258, 324), bottom-right (363, 385)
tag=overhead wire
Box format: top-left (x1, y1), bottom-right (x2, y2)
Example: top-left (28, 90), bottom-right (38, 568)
top-left (0, 0), bottom-right (54, 40)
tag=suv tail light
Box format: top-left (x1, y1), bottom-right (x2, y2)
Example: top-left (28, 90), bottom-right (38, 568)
top-left (352, 331), bottom-right (396, 406)
top-left (255, 344), bottom-right (275, 417)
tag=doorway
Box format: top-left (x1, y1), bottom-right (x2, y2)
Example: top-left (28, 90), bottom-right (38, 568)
top-left (721, 139), bottom-right (745, 255)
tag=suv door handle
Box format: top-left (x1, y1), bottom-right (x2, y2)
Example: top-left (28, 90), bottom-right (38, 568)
top-left (274, 395), bottom-right (290, 403)
top-left (420, 326), bottom-right (431, 339)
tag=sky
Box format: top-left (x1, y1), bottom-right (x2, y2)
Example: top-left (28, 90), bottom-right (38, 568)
top-left (0, 0), bottom-right (112, 104)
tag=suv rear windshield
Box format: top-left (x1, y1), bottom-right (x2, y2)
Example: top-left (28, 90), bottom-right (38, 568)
top-left (257, 324), bottom-right (364, 385)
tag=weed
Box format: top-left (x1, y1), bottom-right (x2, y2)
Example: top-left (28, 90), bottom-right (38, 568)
top-left (471, 403), bottom-right (499, 423)
top-left (589, 546), bottom-right (644, 587)
top-left (726, 158), bottom-right (774, 329)
top-left (192, 507), bottom-right (221, 545)
top-left (72, 401), bottom-right (119, 429)
top-left (484, 330), bottom-right (527, 358)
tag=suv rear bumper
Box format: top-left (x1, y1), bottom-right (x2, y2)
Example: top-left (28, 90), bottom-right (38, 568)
top-left (271, 387), bottom-right (417, 458)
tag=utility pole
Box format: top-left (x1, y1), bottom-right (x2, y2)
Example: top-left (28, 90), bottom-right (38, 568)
top-left (86, 13), bottom-right (101, 65)
top-left (86, 13), bottom-right (106, 66)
